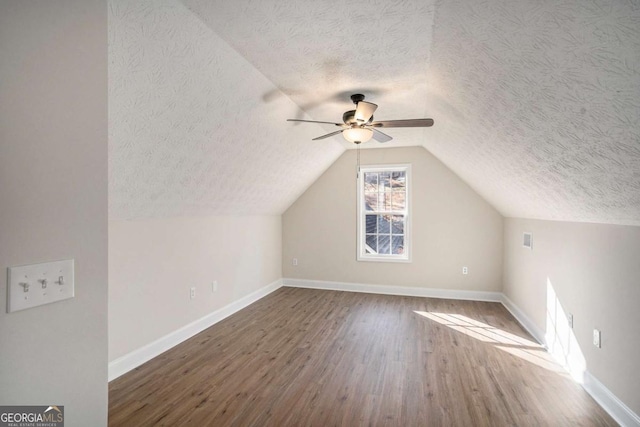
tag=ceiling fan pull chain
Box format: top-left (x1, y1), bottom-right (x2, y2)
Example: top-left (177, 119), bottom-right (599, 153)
top-left (356, 142), bottom-right (361, 179)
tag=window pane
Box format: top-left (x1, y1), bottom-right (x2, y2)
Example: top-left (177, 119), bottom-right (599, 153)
top-left (392, 190), bottom-right (405, 210)
top-left (380, 172), bottom-right (391, 191)
top-left (392, 236), bottom-right (404, 255)
top-left (364, 172), bottom-right (378, 193)
top-left (365, 234), bottom-right (377, 254)
top-left (364, 193), bottom-right (378, 211)
top-left (383, 191), bottom-right (392, 211)
top-left (391, 172), bottom-right (406, 189)
top-left (365, 215), bottom-right (377, 233)
top-left (378, 215), bottom-right (390, 233)
top-left (379, 235), bottom-right (391, 254)
top-left (391, 215), bottom-right (404, 234)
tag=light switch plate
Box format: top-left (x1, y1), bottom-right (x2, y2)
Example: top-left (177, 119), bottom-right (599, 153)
top-left (7, 259), bottom-right (75, 313)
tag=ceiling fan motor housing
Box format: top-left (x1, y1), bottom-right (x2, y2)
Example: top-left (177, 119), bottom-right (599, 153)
top-left (343, 110), bottom-right (357, 124)
top-left (343, 109), bottom-right (373, 125)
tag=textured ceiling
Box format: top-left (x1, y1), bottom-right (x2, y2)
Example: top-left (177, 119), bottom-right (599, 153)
top-left (181, 0), bottom-right (437, 149)
top-left (108, 0), bottom-right (344, 218)
top-left (109, 0), bottom-right (640, 225)
top-left (424, 0), bottom-right (640, 225)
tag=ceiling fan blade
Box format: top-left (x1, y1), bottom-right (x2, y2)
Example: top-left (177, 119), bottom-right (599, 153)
top-left (354, 101), bottom-right (378, 123)
top-left (372, 128), bottom-right (393, 143)
top-left (371, 118), bottom-right (434, 128)
top-left (287, 119), bottom-right (343, 126)
top-left (312, 130), bottom-right (344, 141)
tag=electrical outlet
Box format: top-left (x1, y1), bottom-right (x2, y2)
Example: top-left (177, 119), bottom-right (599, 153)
top-left (190, 287), bottom-right (196, 299)
top-left (293, 258), bottom-right (298, 266)
top-left (593, 329), bottom-right (601, 348)
top-left (462, 266), bottom-right (468, 275)
top-left (567, 313), bottom-right (573, 329)
top-left (212, 281), bottom-right (218, 292)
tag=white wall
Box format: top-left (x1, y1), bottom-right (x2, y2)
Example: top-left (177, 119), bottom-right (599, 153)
top-left (109, 215), bottom-right (281, 361)
top-left (503, 218), bottom-right (640, 416)
top-left (283, 147), bottom-right (503, 291)
top-left (0, 1), bottom-right (108, 426)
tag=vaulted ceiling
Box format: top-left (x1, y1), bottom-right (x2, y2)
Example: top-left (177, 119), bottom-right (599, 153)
top-left (109, 0), bottom-right (640, 225)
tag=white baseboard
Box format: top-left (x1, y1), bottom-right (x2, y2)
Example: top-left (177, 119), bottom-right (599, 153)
top-left (282, 278), bottom-right (502, 302)
top-left (499, 293), bottom-right (547, 346)
top-left (584, 371), bottom-right (640, 427)
top-left (108, 279), bottom-right (283, 382)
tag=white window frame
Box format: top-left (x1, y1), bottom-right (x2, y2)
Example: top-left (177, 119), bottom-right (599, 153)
top-left (357, 164), bottom-right (411, 263)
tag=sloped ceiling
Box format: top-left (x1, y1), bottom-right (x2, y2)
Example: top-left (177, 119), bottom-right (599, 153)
top-left (108, 0), bottom-right (344, 218)
top-left (424, 1), bottom-right (640, 225)
top-left (109, 0), bottom-right (640, 225)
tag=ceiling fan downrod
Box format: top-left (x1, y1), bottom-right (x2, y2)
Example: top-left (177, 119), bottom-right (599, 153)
top-left (350, 93), bottom-right (366, 104)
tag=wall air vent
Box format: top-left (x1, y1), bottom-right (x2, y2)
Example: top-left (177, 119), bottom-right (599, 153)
top-left (523, 232), bottom-right (533, 249)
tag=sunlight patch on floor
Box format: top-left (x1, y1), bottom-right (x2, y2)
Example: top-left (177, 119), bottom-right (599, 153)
top-left (414, 311), bottom-right (566, 374)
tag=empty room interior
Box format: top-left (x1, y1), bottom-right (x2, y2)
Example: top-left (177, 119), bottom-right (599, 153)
top-left (1, 0), bottom-right (639, 426)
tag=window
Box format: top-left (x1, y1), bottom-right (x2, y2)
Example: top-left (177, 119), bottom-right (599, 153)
top-left (357, 164), bottom-right (410, 262)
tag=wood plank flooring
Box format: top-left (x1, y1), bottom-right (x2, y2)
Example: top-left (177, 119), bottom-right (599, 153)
top-left (109, 287), bottom-right (617, 426)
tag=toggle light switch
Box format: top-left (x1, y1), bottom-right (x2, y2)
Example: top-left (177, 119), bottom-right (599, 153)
top-left (7, 259), bottom-right (74, 313)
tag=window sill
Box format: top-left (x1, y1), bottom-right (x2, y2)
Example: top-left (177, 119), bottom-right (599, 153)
top-left (357, 255), bottom-right (411, 263)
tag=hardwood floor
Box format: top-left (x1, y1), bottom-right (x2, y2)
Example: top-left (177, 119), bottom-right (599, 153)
top-left (109, 287), bottom-right (616, 426)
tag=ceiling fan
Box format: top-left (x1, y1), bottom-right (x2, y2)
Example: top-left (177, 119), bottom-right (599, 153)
top-left (287, 94), bottom-right (434, 144)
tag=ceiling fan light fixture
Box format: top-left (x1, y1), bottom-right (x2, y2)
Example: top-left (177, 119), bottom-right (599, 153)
top-left (343, 127), bottom-right (373, 144)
